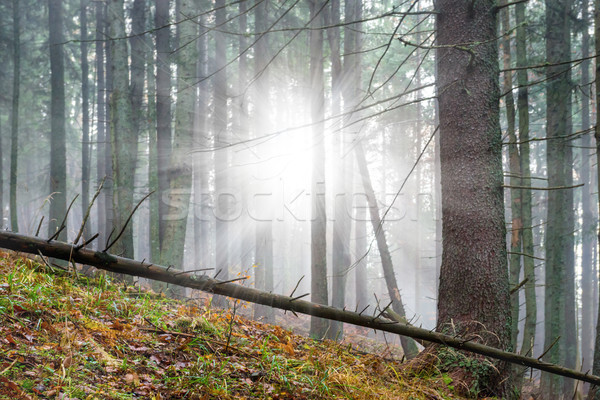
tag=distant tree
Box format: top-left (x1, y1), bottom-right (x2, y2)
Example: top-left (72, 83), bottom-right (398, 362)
top-left (95, 0), bottom-right (108, 249)
top-left (435, 1), bottom-right (511, 395)
top-left (309, 0), bottom-right (329, 339)
top-left (515, 0), bottom-right (536, 364)
top-left (213, 0), bottom-right (229, 307)
top-left (48, 0), bottom-right (67, 240)
top-left (80, 0), bottom-right (91, 242)
top-left (107, 0), bottom-right (137, 259)
top-left (155, 0), bottom-right (171, 246)
top-left (541, 0), bottom-right (576, 396)
top-left (10, 0), bottom-right (19, 232)
top-left (159, 0), bottom-right (197, 270)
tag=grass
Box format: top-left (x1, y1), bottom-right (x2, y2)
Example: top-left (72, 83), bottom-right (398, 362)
top-left (0, 250), bottom-right (466, 399)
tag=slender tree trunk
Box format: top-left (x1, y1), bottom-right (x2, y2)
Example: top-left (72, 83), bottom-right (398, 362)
top-left (159, 0), bottom-right (197, 271)
top-left (10, 0), bottom-right (19, 232)
top-left (515, 1), bottom-right (536, 362)
top-left (253, 0), bottom-right (274, 321)
top-left (0, 114), bottom-right (3, 228)
top-left (500, 3), bottom-right (521, 353)
top-left (80, 0), bottom-right (91, 242)
top-left (590, 2), bottom-right (600, 398)
top-left (155, 0), bottom-right (172, 246)
top-left (147, 43), bottom-right (160, 263)
top-left (355, 142), bottom-right (419, 358)
top-left (213, 0), bottom-right (229, 307)
top-left (435, 1), bottom-right (511, 395)
top-left (325, 0), bottom-right (347, 341)
top-left (193, 7), bottom-right (208, 269)
top-left (95, 1), bottom-right (107, 250)
top-left (309, 0), bottom-right (329, 339)
top-left (48, 0), bottom-right (67, 241)
top-left (581, 0), bottom-right (595, 393)
top-left (107, 0), bottom-right (137, 259)
top-left (541, 1), bottom-right (576, 396)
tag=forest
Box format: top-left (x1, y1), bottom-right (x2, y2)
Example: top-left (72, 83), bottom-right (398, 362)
top-left (0, 0), bottom-right (597, 398)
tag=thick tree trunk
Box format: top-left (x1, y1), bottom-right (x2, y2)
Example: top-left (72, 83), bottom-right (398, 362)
top-left (309, 0), bottom-right (329, 340)
top-left (541, 1), bottom-right (576, 396)
top-left (48, 0), bottom-right (67, 241)
top-left (0, 230), bottom-right (598, 387)
top-left (435, 2), bottom-right (511, 395)
top-left (515, 1), bottom-right (536, 361)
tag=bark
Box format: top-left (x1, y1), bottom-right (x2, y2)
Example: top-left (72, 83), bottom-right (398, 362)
top-left (48, 0), bottom-right (67, 241)
top-left (325, 0), bottom-right (347, 341)
top-left (213, 0), bottom-right (229, 307)
top-left (193, 8), bottom-right (208, 269)
top-left (159, 0), bottom-right (197, 271)
top-left (355, 142), bottom-right (419, 358)
top-left (108, 0), bottom-right (138, 260)
top-left (435, 1), bottom-right (511, 395)
top-left (515, 1), bottom-right (536, 361)
top-left (10, 0), bottom-right (19, 232)
top-left (590, 1), bottom-right (600, 397)
top-left (309, 0), bottom-right (329, 339)
top-left (541, 1), bottom-right (576, 396)
top-left (581, 0), bottom-right (595, 392)
top-left (252, 0), bottom-right (274, 322)
top-left (95, 1), bottom-right (107, 250)
top-left (501, 5), bottom-right (521, 353)
top-left (155, 0), bottom-right (172, 245)
top-left (0, 230), bottom-right (599, 387)
top-left (147, 50), bottom-right (160, 263)
top-left (80, 0), bottom-right (91, 242)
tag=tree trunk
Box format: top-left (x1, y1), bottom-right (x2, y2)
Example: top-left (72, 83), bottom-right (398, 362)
top-left (325, 0), bottom-right (347, 341)
top-left (48, 0), bottom-right (67, 241)
top-left (541, 1), bottom-right (576, 396)
top-left (80, 0), bottom-right (91, 242)
top-left (155, 0), bottom-right (172, 246)
top-left (10, 0), bottom-right (19, 232)
top-left (435, 2), bottom-right (511, 395)
top-left (590, 1), bottom-right (600, 398)
top-left (309, 0), bottom-right (329, 339)
top-left (95, 1), bottom-right (107, 250)
top-left (580, 0), bottom-right (595, 394)
top-left (159, 0), bottom-right (197, 271)
top-left (213, 0), bottom-right (229, 307)
top-left (500, 3), bottom-right (521, 353)
top-left (355, 142), bottom-right (419, 358)
top-left (515, 1), bottom-right (536, 361)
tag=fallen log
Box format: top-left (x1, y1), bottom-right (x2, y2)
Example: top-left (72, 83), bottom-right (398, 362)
top-left (0, 230), bottom-right (598, 386)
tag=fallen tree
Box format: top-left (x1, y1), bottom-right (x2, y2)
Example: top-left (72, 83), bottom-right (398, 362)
top-left (0, 230), bottom-right (598, 386)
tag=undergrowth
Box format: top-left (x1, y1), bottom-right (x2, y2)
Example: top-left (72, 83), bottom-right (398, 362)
top-left (0, 250), bottom-right (466, 399)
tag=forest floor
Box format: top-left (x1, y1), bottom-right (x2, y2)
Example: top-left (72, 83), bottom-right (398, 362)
top-left (0, 250), bottom-right (468, 400)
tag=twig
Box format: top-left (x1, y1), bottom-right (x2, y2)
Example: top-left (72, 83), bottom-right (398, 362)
top-left (290, 293), bottom-right (310, 302)
top-left (503, 183), bottom-right (584, 191)
top-left (35, 216), bottom-right (44, 237)
top-left (538, 336), bottom-right (561, 361)
top-left (104, 191), bottom-right (154, 252)
top-left (510, 278), bottom-right (529, 295)
top-left (48, 195), bottom-right (79, 242)
top-left (75, 233), bottom-right (99, 251)
top-left (74, 177), bottom-right (105, 245)
top-left (288, 275), bottom-right (305, 298)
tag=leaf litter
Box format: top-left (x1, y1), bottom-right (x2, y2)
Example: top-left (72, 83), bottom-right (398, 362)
top-left (0, 250), bottom-right (466, 399)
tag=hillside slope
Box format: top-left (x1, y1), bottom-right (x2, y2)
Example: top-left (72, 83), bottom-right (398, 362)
top-left (0, 251), bottom-right (463, 399)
